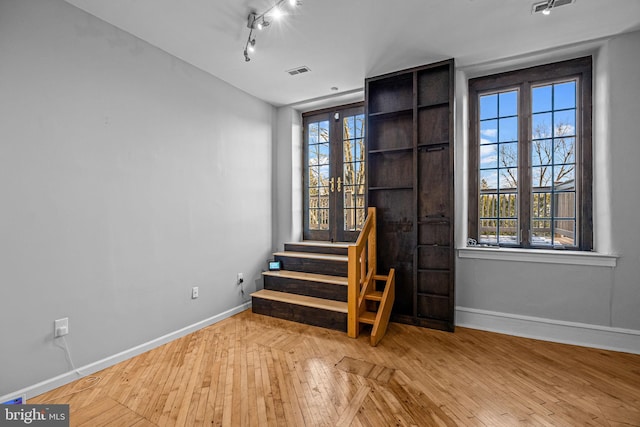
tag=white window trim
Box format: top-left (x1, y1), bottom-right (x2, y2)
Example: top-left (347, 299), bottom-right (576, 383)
top-left (458, 246), bottom-right (616, 267)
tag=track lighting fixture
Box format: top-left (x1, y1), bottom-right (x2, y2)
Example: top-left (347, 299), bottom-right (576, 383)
top-left (542, 0), bottom-right (555, 15)
top-left (243, 0), bottom-right (300, 62)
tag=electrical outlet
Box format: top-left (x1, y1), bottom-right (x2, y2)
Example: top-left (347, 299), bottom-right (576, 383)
top-left (237, 273), bottom-right (244, 285)
top-left (54, 318), bottom-right (69, 338)
top-left (192, 286), bottom-right (199, 299)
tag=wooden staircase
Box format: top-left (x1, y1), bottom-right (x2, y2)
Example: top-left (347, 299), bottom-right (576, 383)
top-left (252, 208), bottom-right (395, 346)
top-left (252, 242), bottom-right (350, 331)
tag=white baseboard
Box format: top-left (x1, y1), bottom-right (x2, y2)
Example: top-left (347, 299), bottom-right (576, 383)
top-left (1, 302), bottom-right (252, 404)
top-left (456, 306), bottom-right (640, 354)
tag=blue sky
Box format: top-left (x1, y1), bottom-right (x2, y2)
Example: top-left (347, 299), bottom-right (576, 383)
top-left (479, 81), bottom-right (577, 190)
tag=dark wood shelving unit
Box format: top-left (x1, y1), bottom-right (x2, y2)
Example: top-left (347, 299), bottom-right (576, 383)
top-left (366, 59), bottom-right (455, 332)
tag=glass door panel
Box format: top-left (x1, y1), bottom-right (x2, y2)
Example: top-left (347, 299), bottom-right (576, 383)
top-left (303, 104), bottom-right (365, 242)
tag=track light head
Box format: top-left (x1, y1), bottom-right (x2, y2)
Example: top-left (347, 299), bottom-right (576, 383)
top-left (247, 12), bottom-right (257, 29)
top-left (243, 0), bottom-right (301, 63)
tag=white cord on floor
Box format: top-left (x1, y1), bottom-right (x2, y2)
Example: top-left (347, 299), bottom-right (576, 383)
top-left (52, 335), bottom-right (103, 398)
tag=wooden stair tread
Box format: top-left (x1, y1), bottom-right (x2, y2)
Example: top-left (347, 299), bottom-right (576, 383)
top-left (273, 251), bottom-right (348, 262)
top-left (359, 311), bottom-right (377, 325)
top-left (252, 289), bottom-right (348, 313)
top-left (288, 241), bottom-right (351, 248)
top-left (262, 270), bottom-right (347, 286)
top-left (364, 291), bottom-right (383, 301)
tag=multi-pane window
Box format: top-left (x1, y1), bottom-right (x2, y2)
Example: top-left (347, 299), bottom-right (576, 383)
top-left (478, 90), bottom-right (519, 244)
top-left (531, 81), bottom-right (578, 246)
top-left (307, 120), bottom-right (330, 230)
top-left (342, 114), bottom-right (366, 231)
top-left (469, 57), bottom-right (592, 250)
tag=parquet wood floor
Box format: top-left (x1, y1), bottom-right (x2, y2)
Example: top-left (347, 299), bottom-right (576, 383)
top-left (31, 310), bottom-right (640, 426)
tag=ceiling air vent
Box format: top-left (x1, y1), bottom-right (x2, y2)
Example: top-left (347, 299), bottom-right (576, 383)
top-left (287, 66), bottom-right (311, 76)
top-left (532, 0), bottom-right (575, 14)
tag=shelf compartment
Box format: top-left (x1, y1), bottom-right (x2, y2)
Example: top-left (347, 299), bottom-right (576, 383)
top-left (368, 113), bottom-right (413, 151)
top-left (368, 75), bottom-right (413, 114)
top-left (418, 65), bottom-right (451, 107)
top-left (369, 151), bottom-right (413, 188)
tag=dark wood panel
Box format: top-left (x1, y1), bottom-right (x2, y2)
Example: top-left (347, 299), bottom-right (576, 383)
top-left (274, 254), bottom-right (348, 276)
top-left (418, 222), bottom-right (450, 246)
top-left (383, 262), bottom-right (412, 315)
top-left (252, 297), bottom-right (347, 331)
top-left (264, 275), bottom-right (347, 302)
top-left (369, 189), bottom-right (414, 225)
top-left (369, 151), bottom-right (413, 188)
top-left (368, 114), bottom-right (412, 151)
top-left (417, 245), bottom-right (451, 270)
top-left (418, 106), bottom-right (449, 145)
top-left (417, 295), bottom-right (450, 321)
top-left (418, 66), bottom-right (450, 106)
top-left (418, 146), bottom-right (451, 219)
top-left (284, 243), bottom-right (348, 255)
top-left (417, 271), bottom-right (450, 296)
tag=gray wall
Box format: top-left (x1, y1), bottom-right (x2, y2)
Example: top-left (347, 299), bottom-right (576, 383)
top-left (0, 0), bottom-right (274, 396)
top-left (456, 30), bottom-right (640, 332)
top-left (272, 107), bottom-right (302, 251)
top-left (608, 30), bottom-right (640, 329)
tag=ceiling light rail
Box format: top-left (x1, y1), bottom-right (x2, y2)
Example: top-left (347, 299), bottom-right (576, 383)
top-left (244, 0), bottom-right (300, 62)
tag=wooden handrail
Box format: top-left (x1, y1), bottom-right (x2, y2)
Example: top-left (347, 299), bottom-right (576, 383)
top-left (347, 207), bottom-right (377, 338)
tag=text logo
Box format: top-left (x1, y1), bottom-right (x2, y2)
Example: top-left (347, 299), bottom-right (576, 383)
top-left (1, 405), bottom-right (69, 426)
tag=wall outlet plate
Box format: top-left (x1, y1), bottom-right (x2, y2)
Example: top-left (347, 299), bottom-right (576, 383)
top-left (54, 318), bottom-right (69, 337)
top-left (192, 286), bottom-right (199, 299)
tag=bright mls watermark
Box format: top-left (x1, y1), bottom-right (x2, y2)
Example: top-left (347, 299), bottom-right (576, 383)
top-left (1, 405), bottom-right (69, 426)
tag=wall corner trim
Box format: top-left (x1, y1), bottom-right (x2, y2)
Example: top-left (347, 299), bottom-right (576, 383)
top-left (456, 306), bottom-right (640, 355)
top-left (0, 302), bottom-right (252, 404)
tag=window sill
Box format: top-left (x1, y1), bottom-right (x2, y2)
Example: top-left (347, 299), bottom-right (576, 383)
top-left (457, 246), bottom-right (617, 267)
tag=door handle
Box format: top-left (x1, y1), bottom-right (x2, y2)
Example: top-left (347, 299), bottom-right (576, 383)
top-left (337, 177), bottom-right (342, 192)
top-left (330, 177), bottom-right (335, 192)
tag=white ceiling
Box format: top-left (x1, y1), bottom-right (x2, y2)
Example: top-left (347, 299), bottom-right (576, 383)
top-left (64, 0), bottom-right (640, 108)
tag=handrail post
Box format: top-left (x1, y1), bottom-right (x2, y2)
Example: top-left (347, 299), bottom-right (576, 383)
top-left (347, 244), bottom-right (358, 338)
top-left (368, 207), bottom-right (376, 277)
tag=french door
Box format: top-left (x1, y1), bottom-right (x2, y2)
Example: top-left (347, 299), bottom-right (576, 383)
top-left (303, 104), bottom-right (366, 242)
